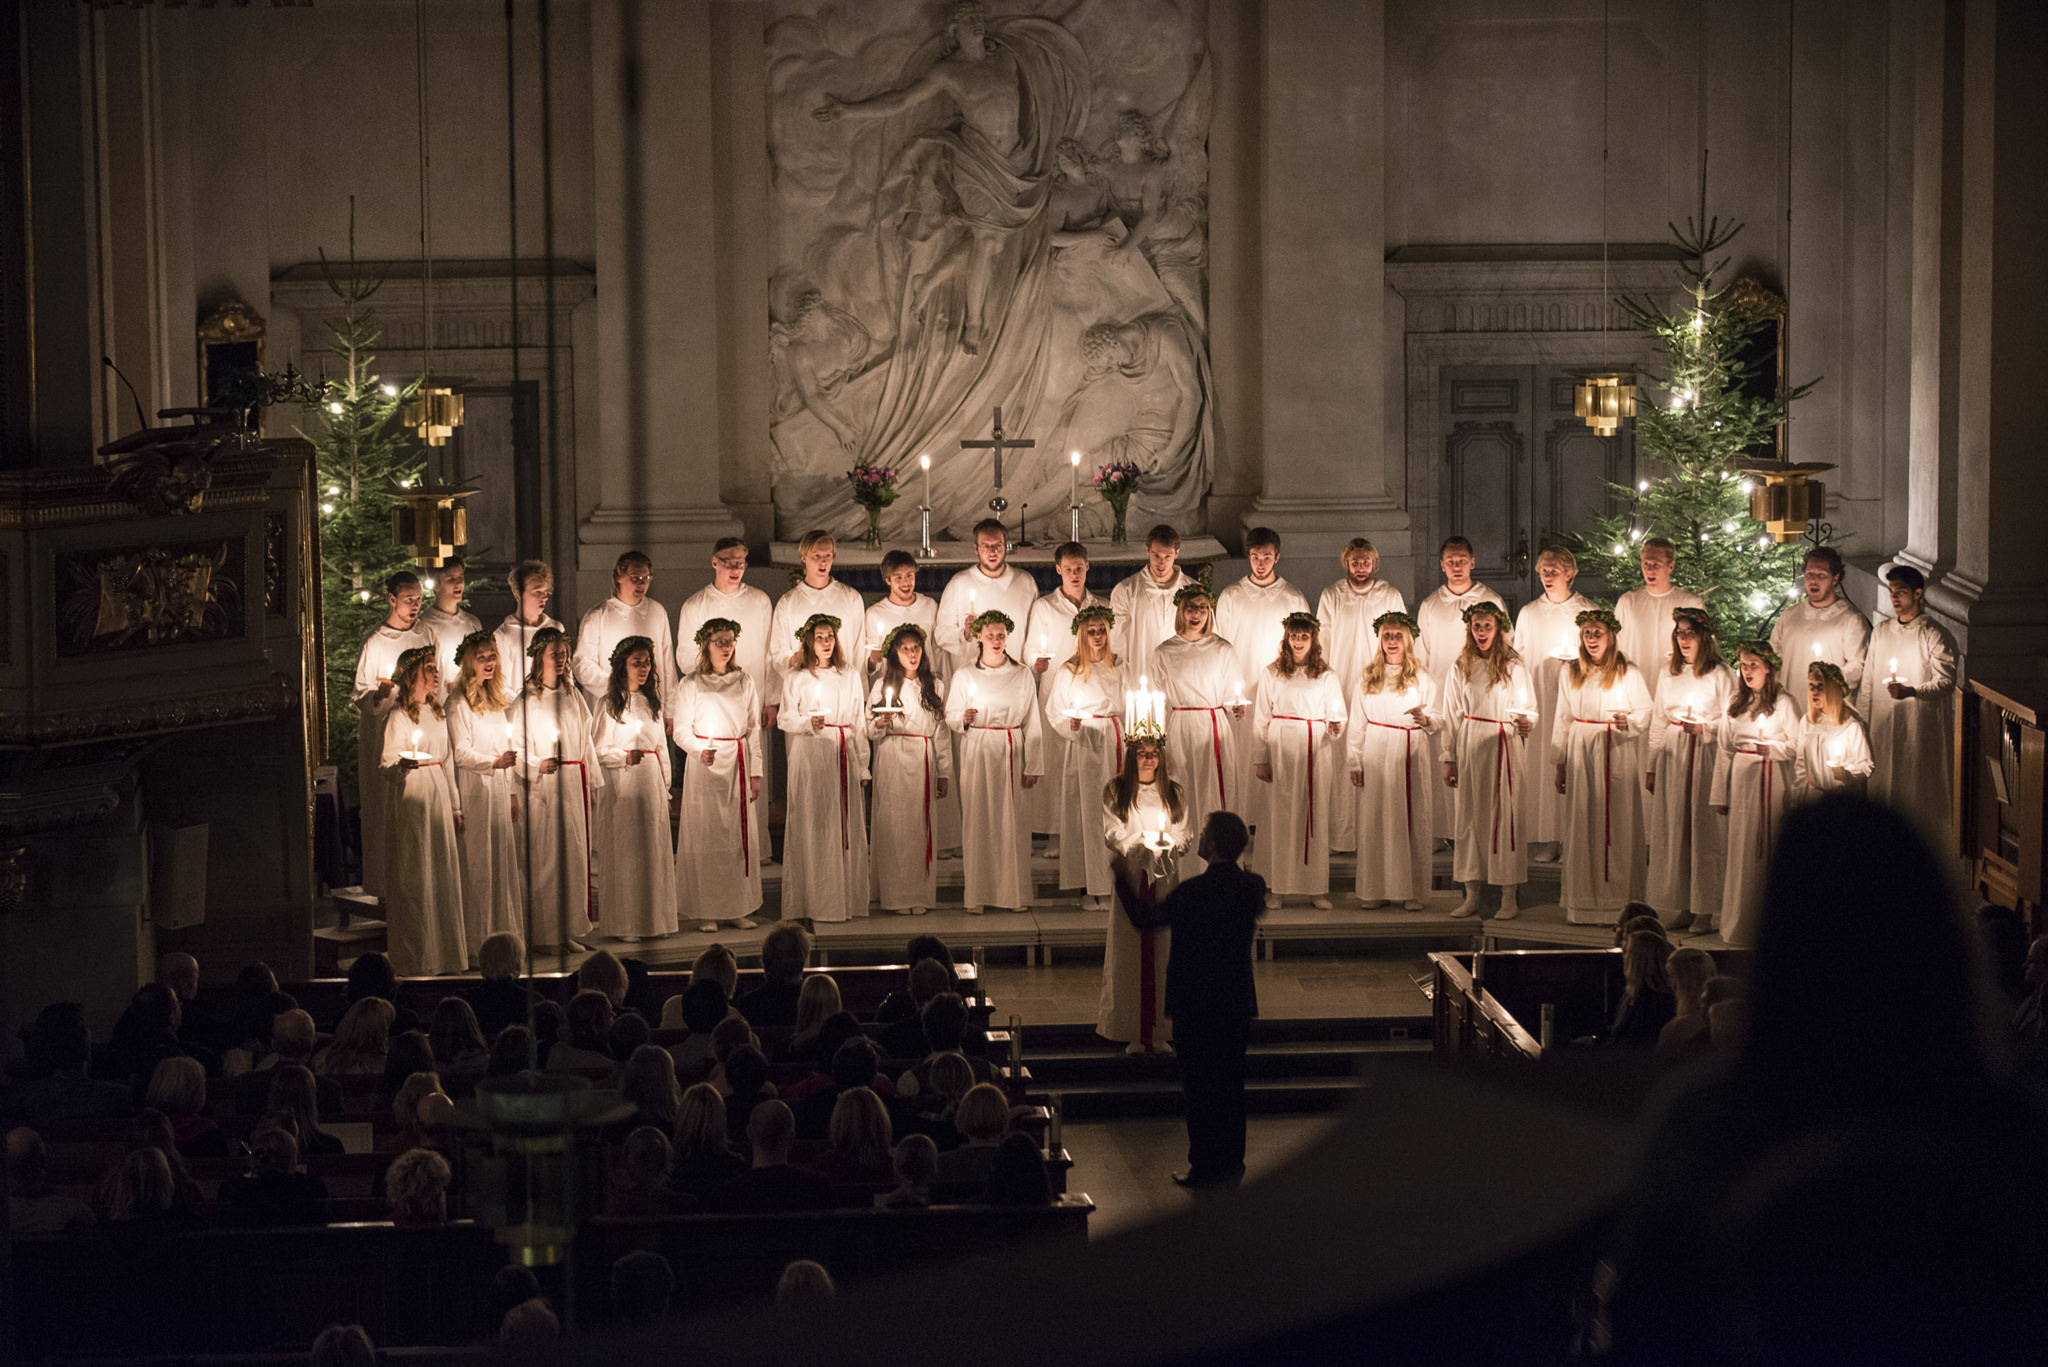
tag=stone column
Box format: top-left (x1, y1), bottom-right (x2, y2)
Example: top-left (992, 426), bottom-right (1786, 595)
top-left (581, 0), bottom-right (748, 607)
top-left (1907, 0), bottom-right (2048, 686)
top-left (1244, 0), bottom-right (1407, 602)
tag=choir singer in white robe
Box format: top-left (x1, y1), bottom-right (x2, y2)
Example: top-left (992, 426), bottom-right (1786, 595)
top-left (380, 647), bottom-right (468, 977)
top-left (676, 618), bottom-right (765, 929)
top-left (1346, 612), bottom-right (1442, 910)
top-left (446, 632), bottom-right (523, 953)
top-left (1513, 547), bottom-right (1593, 861)
top-left (352, 571), bottom-right (434, 901)
top-left (1857, 564), bottom-right (1958, 837)
top-left (1794, 661), bottom-right (1874, 802)
top-left (1316, 538), bottom-right (1405, 855)
top-left (1099, 739), bottom-right (1190, 1053)
top-left (945, 611), bottom-right (1044, 914)
top-left (1108, 524), bottom-right (1194, 687)
top-left (778, 614), bottom-right (871, 924)
top-left (1217, 528), bottom-right (1310, 852)
top-left (868, 624), bottom-right (952, 916)
top-left (1442, 602), bottom-right (1534, 920)
top-left (511, 628), bottom-right (603, 956)
top-left (1642, 607), bottom-right (1734, 934)
top-left (591, 637), bottom-right (679, 943)
top-left (1251, 612), bottom-right (1346, 908)
top-left (1045, 605), bottom-right (1124, 908)
top-left (1416, 537), bottom-right (1507, 840)
top-left (1154, 585), bottom-right (1246, 881)
top-left (1710, 642), bottom-right (1803, 946)
top-left (1551, 607), bottom-right (1652, 925)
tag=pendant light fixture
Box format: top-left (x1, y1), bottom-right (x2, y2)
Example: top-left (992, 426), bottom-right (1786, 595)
top-left (1576, 0), bottom-right (1636, 435)
top-left (401, 0), bottom-right (463, 447)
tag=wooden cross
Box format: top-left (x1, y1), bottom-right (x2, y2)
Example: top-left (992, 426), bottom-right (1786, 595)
top-left (959, 406), bottom-right (1034, 515)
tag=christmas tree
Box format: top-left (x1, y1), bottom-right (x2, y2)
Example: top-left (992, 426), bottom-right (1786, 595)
top-left (294, 230), bottom-right (425, 800)
top-left (1568, 213), bottom-right (1821, 645)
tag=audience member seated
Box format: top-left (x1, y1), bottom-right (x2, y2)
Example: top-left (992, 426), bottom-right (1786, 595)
top-left (606, 1125), bottom-right (699, 1219)
top-left (100, 983), bottom-right (216, 1088)
top-left (725, 1101), bottom-right (834, 1213)
top-left (733, 924), bottom-right (811, 1029)
top-left (692, 944), bottom-right (741, 1011)
top-left (384, 1146), bottom-right (452, 1225)
top-left (463, 934), bottom-right (540, 1037)
top-left (705, 1013), bottom-right (759, 1093)
top-left (812, 1085), bottom-right (895, 1185)
top-left (499, 1298), bottom-right (560, 1345)
top-left (906, 1052), bottom-right (975, 1149)
top-left (934, 1083), bottom-right (1011, 1185)
top-left (344, 954), bottom-right (421, 1033)
top-left (611, 1248), bottom-right (676, 1328)
top-left (876, 1133), bottom-right (938, 1209)
top-left (486, 1025), bottom-right (537, 1079)
top-left (265, 1063), bottom-right (347, 1156)
top-left (1, 1008), bottom-right (131, 1128)
top-left (483, 1266), bottom-right (541, 1345)
top-left (615, 1044), bottom-right (681, 1139)
top-left (379, 1029), bottom-right (437, 1109)
top-left (548, 990), bottom-right (617, 1073)
top-left (144, 1056), bottom-right (227, 1158)
top-left (382, 1072), bottom-right (452, 1155)
top-left (665, 1082), bottom-right (746, 1206)
top-left (720, 1045), bottom-right (776, 1145)
top-left (312, 998), bottom-right (395, 1078)
top-left (1615, 904), bottom-right (1662, 944)
top-left (1657, 948), bottom-right (1718, 1056)
top-left (779, 975), bottom-right (844, 1064)
top-left (218, 1124), bottom-right (330, 1227)
top-left (1701, 976), bottom-right (1747, 1050)
top-left (91, 1109), bottom-right (204, 1218)
top-left (877, 958), bottom-right (954, 1059)
top-left (156, 952), bottom-right (235, 1055)
top-left (1606, 932), bottom-right (1678, 1048)
top-left (237, 1009), bottom-right (344, 1116)
top-left (6, 1126), bottom-right (95, 1233)
top-left (428, 996), bottom-right (490, 1088)
top-left (875, 935), bottom-right (964, 1028)
top-left (530, 999), bottom-right (567, 1060)
top-left (896, 994), bottom-right (996, 1098)
top-left (665, 980), bottom-right (732, 1080)
top-left (102, 1144), bottom-right (199, 1230)
top-left (973, 1131), bottom-right (1054, 1206)
top-left (609, 1010), bottom-right (653, 1062)
top-left (795, 1038), bottom-right (896, 1141)
top-left (776, 1259), bottom-right (836, 1308)
top-left (309, 1324), bottom-right (376, 1367)
top-left (620, 956), bottom-right (665, 1022)
top-left (780, 1014), bottom-right (862, 1103)
top-left (216, 961), bottom-right (296, 1057)
top-left (578, 949), bottom-right (632, 1012)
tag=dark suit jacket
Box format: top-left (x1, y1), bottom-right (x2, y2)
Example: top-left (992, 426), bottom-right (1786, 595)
top-left (462, 979), bottom-right (541, 1039)
top-left (732, 979), bottom-right (802, 1030)
top-left (1113, 858), bottom-right (1266, 1025)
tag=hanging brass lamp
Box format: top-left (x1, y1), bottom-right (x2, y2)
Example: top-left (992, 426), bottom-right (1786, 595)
top-left (388, 474), bottom-right (477, 567)
top-left (1732, 459), bottom-right (1835, 544)
top-left (401, 386), bottom-right (464, 447)
top-left (1575, 374), bottom-right (1637, 436)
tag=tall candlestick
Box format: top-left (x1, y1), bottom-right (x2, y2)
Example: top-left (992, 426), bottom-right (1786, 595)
top-left (1069, 449), bottom-right (1080, 509)
top-left (920, 453), bottom-right (930, 507)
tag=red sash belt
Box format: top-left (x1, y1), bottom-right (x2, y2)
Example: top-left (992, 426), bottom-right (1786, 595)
top-left (1273, 716), bottom-right (1327, 864)
top-left (1735, 745), bottom-right (1778, 864)
top-left (1172, 705), bottom-right (1228, 810)
top-left (886, 731), bottom-right (939, 872)
top-left (1367, 720), bottom-right (1422, 842)
top-left (693, 731), bottom-right (752, 874)
top-left (1090, 715), bottom-right (1125, 772)
top-left (971, 724), bottom-right (1022, 790)
top-left (1666, 719), bottom-right (1703, 852)
top-left (1464, 716), bottom-right (1518, 855)
top-left (555, 758), bottom-right (596, 924)
top-left (820, 723), bottom-right (855, 850)
top-left (1574, 719), bottom-right (1622, 881)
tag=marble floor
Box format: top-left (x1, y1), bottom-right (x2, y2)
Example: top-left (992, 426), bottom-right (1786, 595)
top-left (1064, 1114), bottom-right (1344, 1239)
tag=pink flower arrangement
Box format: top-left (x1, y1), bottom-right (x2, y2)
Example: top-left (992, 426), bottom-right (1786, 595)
top-left (846, 463), bottom-right (901, 509)
top-left (1092, 461), bottom-right (1141, 502)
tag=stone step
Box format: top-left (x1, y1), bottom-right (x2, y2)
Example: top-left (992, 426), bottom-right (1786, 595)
top-left (1020, 1040), bottom-right (1424, 1087)
top-left (1014, 1015), bottom-right (1429, 1049)
top-left (1050, 1076), bottom-right (1362, 1120)
top-left (313, 920), bottom-right (386, 976)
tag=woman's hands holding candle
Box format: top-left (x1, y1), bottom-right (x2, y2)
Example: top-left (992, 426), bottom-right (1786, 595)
top-left (961, 707), bottom-right (979, 726)
top-left (538, 757), bottom-right (560, 776)
top-left (1514, 715), bottom-right (1533, 739)
top-left (1443, 760), bottom-right (1458, 790)
top-left (1255, 762), bottom-right (1272, 783)
top-left (1556, 763), bottom-right (1568, 796)
top-left (494, 750), bottom-right (517, 770)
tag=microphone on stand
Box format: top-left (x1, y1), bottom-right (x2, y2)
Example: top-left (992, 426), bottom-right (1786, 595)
top-left (101, 356), bottom-right (151, 434)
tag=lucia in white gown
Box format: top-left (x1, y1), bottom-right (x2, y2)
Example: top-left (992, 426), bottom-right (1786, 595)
top-left (1153, 590), bottom-right (1245, 880)
top-left (1792, 663), bottom-right (1874, 803)
top-left (1315, 549), bottom-right (1407, 854)
top-left (1044, 610), bottom-right (1124, 903)
top-left (1251, 619), bottom-right (1348, 900)
top-left (867, 625), bottom-right (953, 914)
top-left (945, 614), bottom-right (1045, 912)
top-left (675, 621), bottom-right (764, 926)
top-left (1442, 605), bottom-right (1535, 914)
top-left (510, 632), bottom-right (604, 953)
top-left (379, 650), bottom-right (468, 977)
top-left (1099, 753), bottom-right (1191, 1051)
top-left (590, 640), bottom-right (678, 941)
top-left (1345, 616), bottom-right (1442, 908)
top-left (1551, 615), bottom-right (1653, 924)
top-left (1709, 647), bottom-right (1804, 946)
top-left (1643, 613), bottom-right (1735, 929)
top-left (779, 618), bottom-right (872, 924)
top-left (446, 635), bottom-right (525, 954)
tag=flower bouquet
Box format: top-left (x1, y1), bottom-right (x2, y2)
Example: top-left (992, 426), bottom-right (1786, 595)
top-left (1093, 460), bottom-right (1142, 542)
top-left (846, 462), bottom-right (901, 547)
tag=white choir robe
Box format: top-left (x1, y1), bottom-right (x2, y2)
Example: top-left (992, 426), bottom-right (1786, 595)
top-left (416, 605), bottom-right (481, 701)
top-left (865, 595), bottom-right (958, 851)
top-left (1642, 666), bottom-right (1735, 921)
top-left (1792, 714), bottom-right (1874, 802)
top-left (934, 565), bottom-right (1038, 670)
top-left (1708, 694), bottom-right (1803, 945)
top-left (592, 695), bottom-right (679, 940)
top-left (675, 581), bottom-right (776, 847)
top-left (1445, 661), bottom-right (1535, 887)
top-left (1615, 586), bottom-right (1705, 700)
top-left (1045, 661), bottom-right (1126, 896)
top-left (1512, 594), bottom-right (1593, 845)
top-left (1770, 597), bottom-right (1873, 694)
top-left (1315, 577), bottom-right (1407, 852)
top-left (676, 670), bottom-right (765, 922)
top-left (1099, 784), bottom-right (1189, 1048)
top-left (1108, 568), bottom-right (1192, 689)
top-left (354, 623), bottom-right (436, 899)
top-left (1416, 584), bottom-right (1507, 838)
top-left (1217, 576), bottom-right (1311, 840)
top-left (868, 675), bottom-right (953, 911)
top-left (766, 580), bottom-right (868, 705)
top-left (1857, 613), bottom-right (1959, 836)
top-left (1345, 673), bottom-right (1443, 904)
top-left (945, 659), bottom-right (1045, 909)
top-left (447, 697), bottom-right (524, 950)
top-left (493, 614), bottom-right (566, 698)
top-left (511, 685), bottom-right (603, 950)
top-left (1023, 588), bottom-right (1106, 834)
top-left (379, 708), bottom-right (468, 977)
top-left (1551, 666), bottom-right (1653, 923)
top-left (575, 596), bottom-right (678, 714)
top-left (778, 665), bottom-right (872, 923)
top-left (1251, 665), bottom-right (1348, 895)
top-left (1155, 632), bottom-right (1243, 880)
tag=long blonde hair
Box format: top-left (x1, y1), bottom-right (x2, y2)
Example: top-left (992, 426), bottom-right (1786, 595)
top-left (1457, 622), bottom-right (1523, 689)
top-left (457, 650), bottom-right (509, 714)
top-left (1568, 637), bottom-right (1630, 690)
top-left (1362, 627), bottom-right (1421, 695)
top-left (394, 653), bottom-right (447, 723)
top-left (1063, 626), bottom-right (1119, 682)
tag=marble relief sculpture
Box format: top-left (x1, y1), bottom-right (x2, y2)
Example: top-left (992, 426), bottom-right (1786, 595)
top-left (766, 0), bottom-right (1211, 541)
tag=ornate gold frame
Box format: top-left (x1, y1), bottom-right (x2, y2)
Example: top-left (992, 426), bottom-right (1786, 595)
top-left (1727, 277), bottom-right (1789, 460)
top-left (196, 298), bottom-right (266, 412)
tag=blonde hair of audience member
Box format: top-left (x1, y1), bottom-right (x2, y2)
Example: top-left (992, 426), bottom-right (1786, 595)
top-left (270, 1007), bottom-right (318, 1062)
top-left (477, 933), bottom-right (525, 982)
top-left (776, 1259), bottom-right (837, 1308)
top-left (691, 943), bottom-right (740, 999)
top-left (249, 1123), bottom-right (300, 1178)
top-left (144, 1056), bottom-right (206, 1118)
top-left (882, 1133), bottom-right (939, 1208)
top-left (1666, 948), bottom-right (1716, 1018)
top-left (1622, 933), bottom-right (1674, 998)
top-left (621, 1045), bottom-right (681, 1132)
top-left (499, 1298), bottom-right (560, 1345)
top-left (390, 1071), bottom-right (448, 1129)
top-left (673, 1081), bottom-right (732, 1157)
top-left (456, 640), bottom-right (510, 714)
top-left (1614, 910), bottom-right (1666, 949)
top-left (487, 1025), bottom-right (536, 1078)
top-left (310, 1325), bottom-right (376, 1367)
top-left (1361, 622), bottom-right (1422, 695)
top-left (621, 1125), bottom-right (671, 1189)
top-left (316, 998), bottom-right (396, 1076)
top-left (385, 1146), bottom-right (452, 1224)
top-left (791, 974), bottom-right (843, 1044)
top-left (578, 949), bottom-right (630, 1009)
top-left (108, 1145), bottom-right (176, 1221)
top-left (429, 997), bottom-right (488, 1065)
top-left (1701, 975), bottom-right (1747, 1047)
top-left (746, 1099), bottom-right (797, 1162)
top-left (828, 1086), bottom-right (894, 1172)
top-left (955, 1082), bottom-right (1011, 1146)
top-left (267, 1064), bottom-right (326, 1144)
top-left (924, 1051), bottom-right (976, 1119)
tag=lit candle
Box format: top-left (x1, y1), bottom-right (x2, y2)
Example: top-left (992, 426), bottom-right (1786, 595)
top-left (1685, 690), bottom-right (1701, 725)
top-left (968, 680), bottom-right (977, 707)
top-left (410, 726), bottom-right (423, 751)
top-left (1888, 656), bottom-right (1900, 684)
top-left (1812, 642), bottom-right (1823, 659)
top-left (1070, 449), bottom-right (1081, 507)
top-left (1038, 633), bottom-right (1048, 661)
top-left (919, 453), bottom-right (931, 507)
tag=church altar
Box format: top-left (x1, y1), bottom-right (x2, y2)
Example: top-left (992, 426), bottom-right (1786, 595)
top-left (767, 536), bottom-right (1226, 571)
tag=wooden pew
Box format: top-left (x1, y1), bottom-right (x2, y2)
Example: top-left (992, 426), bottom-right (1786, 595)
top-left (1429, 947), bottom-right (1752, 1059)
